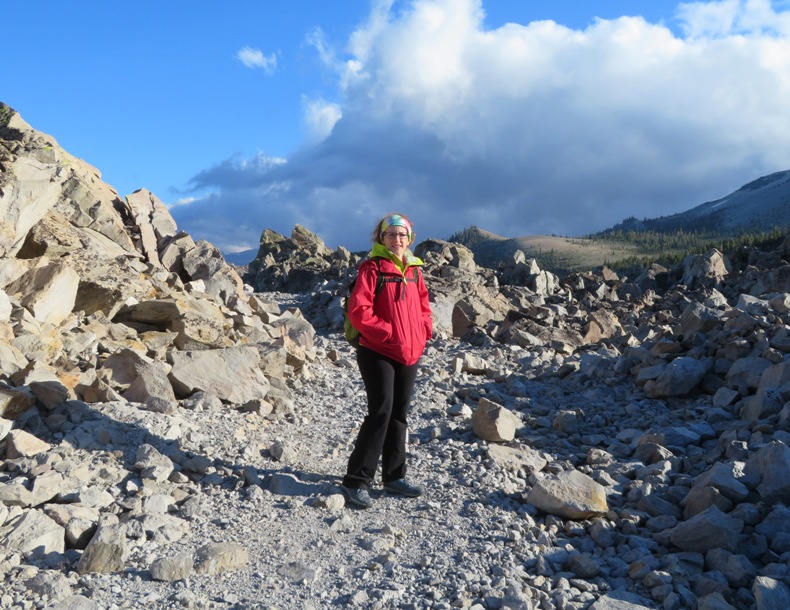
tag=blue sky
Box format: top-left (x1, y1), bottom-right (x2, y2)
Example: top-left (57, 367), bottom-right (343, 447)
top-left (5, 0), bottom-right (790, 254)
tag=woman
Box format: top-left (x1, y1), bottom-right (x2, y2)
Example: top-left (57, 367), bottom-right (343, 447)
top-left (341, 213), bottom-right (433, 508)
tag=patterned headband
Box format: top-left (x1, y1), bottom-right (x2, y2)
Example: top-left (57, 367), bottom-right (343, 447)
top-left (381, 214), bottom-right (412, 238)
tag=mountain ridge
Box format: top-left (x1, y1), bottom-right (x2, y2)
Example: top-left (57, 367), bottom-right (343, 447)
top-left (228, 169), bottom-right (789, 270)
top-left (447, 169), bottom-right (789, 273)
top-left (604, 168), bottom-right (790, 235)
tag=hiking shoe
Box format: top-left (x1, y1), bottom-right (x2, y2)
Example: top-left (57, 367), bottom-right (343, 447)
top-left (382, 479), bottom-right (423, 498)
top-left (341, 485), bottom-right (373, 509)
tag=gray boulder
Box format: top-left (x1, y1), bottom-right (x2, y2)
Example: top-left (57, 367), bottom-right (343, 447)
top-left (168, 346), bottom-right (271, 404)
top-left (527, 469), bottom-right (609, 519)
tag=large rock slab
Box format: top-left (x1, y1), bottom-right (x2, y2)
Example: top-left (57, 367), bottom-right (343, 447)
top-left (0, 480), bottom-right (35, 507)
top-left (168, 346), bottom-right (270, 404)
top-left (0, 289), bottom-right (12, 321)
top-left (6, 429), bottom-right (50, 458)
top-left (0, 341), bottom-right (28, 378)
top-left (0, 509), bottom-right (65, 557)
top-left (181, 240), bottom-right (245, 305)
top-left (98, 348), bottom-right (154, 390)
top-left (20, 210), bottom-right (131, 261)
top-left (527, 469), bottom-right (609, 519)
top-left (150, 553), bottom-right (194, 582)
top-left (121, 296), bottom-right (232, 350)
top-left (744, 442), bottom-right (790, 504)
top-left (159, 231), bottom-right (196, 275)
top-left (726, 357), bottom-right (773, 392)
top-left (588, 590), bottom-right (655, 609)
top-left (667, 506), bottom-right (743, 552)
top-left (752, 576), bottom-right (790, 609)
top-left (0, 387), bottom-right (36, 419)
top-left (472, 398), bottom-right (519, 442)
top-left (681, 248), bottom-right (730, 287)
top-left (583, 308), bottom-right (623, 344)
top-left (44, 504), bottom-right (101, 548)
top-left (487, 443), bottom-right (548, 475)
top-left (126, 188), bottom-right (177, 267)
top-left (76, 515), bottom-right (127, 574)
top-left (5, 261), bottom-right (79, 325)
top-left (647, 356), bottom-right (712, 397)
top-left (194, 542), bottom-right (249, 575)
top-left (73, 258), bottom-right (147, 319)
top-left (678, 301), bottom-right (725, 337)
top-left (122, 360), bottom-right (177, 409)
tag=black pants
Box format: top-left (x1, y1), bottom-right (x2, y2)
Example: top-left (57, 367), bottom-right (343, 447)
top-left (343, 347), bottom-right (419, 489)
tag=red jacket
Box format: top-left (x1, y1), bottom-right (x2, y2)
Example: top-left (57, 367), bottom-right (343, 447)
top-left (348, 255), bottom-right (433, 365)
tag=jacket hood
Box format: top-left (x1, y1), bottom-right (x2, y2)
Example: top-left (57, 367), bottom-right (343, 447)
top-left (369, 242), bottom-right (424, 271)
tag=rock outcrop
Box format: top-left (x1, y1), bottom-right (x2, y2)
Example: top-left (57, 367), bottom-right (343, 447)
top-left (1, 103), bottom-right (312, 598)
top-left (0, 102), bottom-right (312, 415)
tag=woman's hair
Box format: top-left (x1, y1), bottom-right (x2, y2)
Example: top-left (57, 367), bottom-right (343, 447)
top-left (371, 212), bottom-right (414, 244)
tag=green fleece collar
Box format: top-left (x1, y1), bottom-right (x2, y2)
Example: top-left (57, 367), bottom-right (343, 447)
top-left (370, 242), bottom-right (424, 272)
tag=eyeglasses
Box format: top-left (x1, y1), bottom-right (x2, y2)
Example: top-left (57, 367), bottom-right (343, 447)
top-left (384, 232), bottom-right (409, 240)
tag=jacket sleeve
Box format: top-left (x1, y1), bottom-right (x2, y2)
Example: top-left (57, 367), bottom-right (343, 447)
top-left (418, 269), bottom-right (433, 341)
top-left (348, 262), bottom-right (393, 344)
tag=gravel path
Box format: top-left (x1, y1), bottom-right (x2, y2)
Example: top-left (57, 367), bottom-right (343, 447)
top-left (4, 295), bottom-right (667, 610)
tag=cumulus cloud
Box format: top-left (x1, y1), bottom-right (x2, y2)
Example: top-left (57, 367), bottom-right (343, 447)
top-left (302, 97), bottom-right (343, 144)
top-left (678, 0), bottom-right (790, 37)
top-left (174, 0), bottom-right (790, 254)
top-left (236, 46), bottom-right (278, 74)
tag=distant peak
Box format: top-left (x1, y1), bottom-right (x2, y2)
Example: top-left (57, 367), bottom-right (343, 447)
top-left (738, 169), bottom-right (790, 192)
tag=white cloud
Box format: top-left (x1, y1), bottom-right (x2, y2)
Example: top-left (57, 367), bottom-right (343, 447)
top-left (236, 46), bottom-right (278, 74)
top-left (302, 97), bottom-right (343, 143)
top-left (175, 0), bottom-right (790, 253)
top-left (678, 0), bottom-right (790, 37)
top-left (170, 196), bottom-right (197, 209)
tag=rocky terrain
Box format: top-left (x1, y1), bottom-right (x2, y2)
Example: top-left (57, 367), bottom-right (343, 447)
top-left (2, 101), bottom-right (790, 610)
